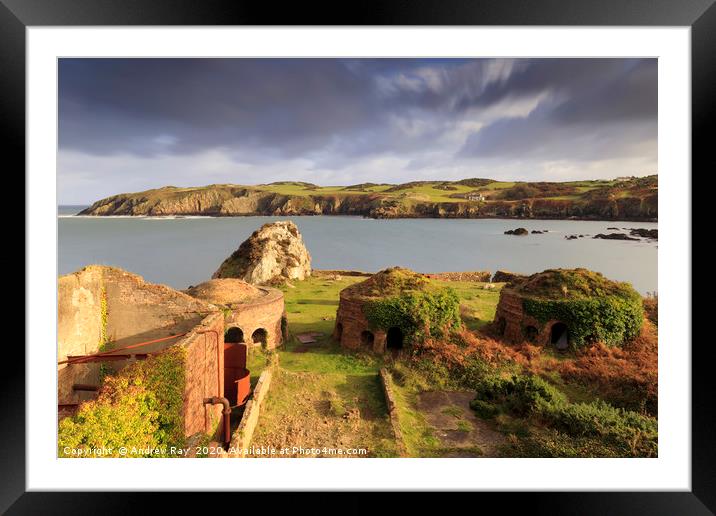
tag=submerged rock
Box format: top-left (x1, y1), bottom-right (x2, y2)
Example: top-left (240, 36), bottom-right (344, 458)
top-left (593, 233), bottom-right (639, 241)
top-left (213, 221), bottom-right (312, 284)
top-left (629, 228), bottom-right (658, 239)
top-left (504, 228), bottom-right (529, 236)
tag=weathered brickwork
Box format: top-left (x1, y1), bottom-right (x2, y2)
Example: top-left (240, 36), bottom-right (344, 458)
top-left (179, 312), bottom-right (225, 439)
top-left (58, 266), bottom-right (224, 441)
top-left (493, 288), bottom-right (562, 346)
top-left (224, 288), bottom-right (285, 350)
top-left (186, 279), bottom-right (285, 350)
top-left (334, 292), bottom-right (387, 353)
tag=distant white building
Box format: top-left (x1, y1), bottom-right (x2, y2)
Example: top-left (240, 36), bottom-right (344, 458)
top-left (467, 193), bottom-right (485, 202)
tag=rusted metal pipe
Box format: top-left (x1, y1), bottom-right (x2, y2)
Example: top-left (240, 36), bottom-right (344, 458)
top-left (203, 396), bottom-right (231, 444)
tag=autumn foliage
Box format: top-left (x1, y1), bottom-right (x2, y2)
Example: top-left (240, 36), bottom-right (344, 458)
top-left (556, 320), bottom-right (658, 415)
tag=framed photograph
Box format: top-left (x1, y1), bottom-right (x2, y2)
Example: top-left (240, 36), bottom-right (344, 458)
top-left (8, 0), bottom-right (711, 512)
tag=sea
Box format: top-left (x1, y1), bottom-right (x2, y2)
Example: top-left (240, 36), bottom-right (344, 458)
top-left (58, 206), bottom-right (658, 294)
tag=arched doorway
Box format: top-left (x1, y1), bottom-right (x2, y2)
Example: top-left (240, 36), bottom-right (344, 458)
top-left (387, 327), bottom-right (403, 351)
top-left (225, 326), bottom-right (244, 343)
top-left (550, 322), bottom-right (569, 350)
top-left (360, 330), bottom-right (374, 348)
top-left (252, 328), bottom-right (268, 347)
top-left (524, 325), bottom-right (538, 343)
top-left (335, 322), bottom-right (343, 343)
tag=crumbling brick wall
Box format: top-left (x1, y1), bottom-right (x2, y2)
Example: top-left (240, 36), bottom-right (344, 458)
top-left (180, 312), bottom-right (225, 440)
top-left (494, 288), bottom-right (558, 346)
top-left (334, 293), bottom-right (387, 354)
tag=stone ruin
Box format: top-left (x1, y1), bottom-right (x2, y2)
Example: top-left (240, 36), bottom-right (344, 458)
top-left (57, 265), bottom-right (288, 445)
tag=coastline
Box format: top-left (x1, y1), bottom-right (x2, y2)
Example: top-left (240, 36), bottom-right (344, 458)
top-left (63, 211), bottom-right (658, 223)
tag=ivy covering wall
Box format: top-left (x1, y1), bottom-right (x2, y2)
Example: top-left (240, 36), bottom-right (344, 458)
top-left (58, 346), bottom-right (187, 457)
top-left (513, 269), bottom-right (643, 347)
top-left (364, 289), bottom-right (462, 341)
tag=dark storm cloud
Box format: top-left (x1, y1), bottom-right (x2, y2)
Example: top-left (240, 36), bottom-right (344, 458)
top-left (58, 58), bottom-right (657, 187)
top-left (59, 59), bottom-right (388, 157)
top-left (458, 59), bottom-right (657, 160)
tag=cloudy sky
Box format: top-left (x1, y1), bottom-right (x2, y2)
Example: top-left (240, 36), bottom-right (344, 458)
top-left (58, 58), bottom-right (657, 204)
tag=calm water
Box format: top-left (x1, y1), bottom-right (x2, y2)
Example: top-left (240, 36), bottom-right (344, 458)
top-left (58, 206), bottom-right (658, 294)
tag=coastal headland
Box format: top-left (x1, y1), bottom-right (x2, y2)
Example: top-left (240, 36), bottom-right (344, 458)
top-left (79, 176), bottom-right (657, 221)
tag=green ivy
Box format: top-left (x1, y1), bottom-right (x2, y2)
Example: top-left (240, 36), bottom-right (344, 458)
top-left (363, 288), bottom-right (462, 343)
top-left (58, 346), bottom-right (187, 457)
top-left (98, 288), bottom-right (111, 381)
top-left (523, 293), bottom-right (643, 347)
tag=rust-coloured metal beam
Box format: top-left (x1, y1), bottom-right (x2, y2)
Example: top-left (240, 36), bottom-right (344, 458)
top-left (58, 332), bottom-right (188, 366)
top-left (65, 353), bottom-right (150, 363)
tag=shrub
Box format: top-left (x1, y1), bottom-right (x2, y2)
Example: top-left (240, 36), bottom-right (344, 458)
top-left (501, 428), bottom-right (623, 458)
top-left (469, 372), bottom-right (657, 457)
top-left (643, 292), bottom-right (658, 326)
top-left (472, 374), bottom-right (566, 417)
top-left (469, 399), bottom-right (499, 419)
top-left (524, 296), bottom-right (644, 347)
top-left (58, 346), bottom-right (187, 457)
top-left (538, 399), bottom-right (657, 457)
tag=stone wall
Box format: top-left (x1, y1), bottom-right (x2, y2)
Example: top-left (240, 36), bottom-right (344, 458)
top-left (425, 271), bottom-right (492, 282)
top-left (334, 293), bottom-right (387, 353)
top-left (101, 267), bottom-right (212, 350)
top-left (224, 287), bottom-right (285, 350)
top-left (57, 267), bottom-right (105, 407)
top-left (379, 368), bottom-right (407, 457)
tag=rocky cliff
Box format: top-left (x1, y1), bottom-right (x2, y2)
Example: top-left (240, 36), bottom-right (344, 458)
top-left (213, 221), bottom-right (312, 285)
top-left (79, 177), bottom-right (658, 221)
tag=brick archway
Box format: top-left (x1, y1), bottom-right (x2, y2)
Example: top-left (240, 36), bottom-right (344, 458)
top-left (550, 322), bottom-right (569, 350)
top-left (360, 330), bottom-right (374, 348)
top-left (225, 326), bottom-right (244, 343)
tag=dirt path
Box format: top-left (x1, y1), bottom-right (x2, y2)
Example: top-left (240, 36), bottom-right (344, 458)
top-left (416, 391), bottom-right (506, 457)
top-left (249, 368), bottom-right (398, 457)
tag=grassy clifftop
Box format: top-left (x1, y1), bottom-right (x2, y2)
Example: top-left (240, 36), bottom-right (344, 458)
top-left (80, 175), bottom-right (657, 221)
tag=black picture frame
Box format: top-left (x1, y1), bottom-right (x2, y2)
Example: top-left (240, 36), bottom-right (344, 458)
top-left (5, 0), bottom-right (710, 513)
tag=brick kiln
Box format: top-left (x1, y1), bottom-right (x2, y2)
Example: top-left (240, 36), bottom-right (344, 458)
top-left (185, 278), bottom-right (286, 350)
top-left (493, 268), bottom-right (640, 350)
top-left (333, 268), bottom-right (431, 354)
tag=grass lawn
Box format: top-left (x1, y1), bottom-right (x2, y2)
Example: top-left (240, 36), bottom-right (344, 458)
top-left (249, 368), bottom-right (397, 457)
top-left (431, 279), bottom-right (503, 330)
